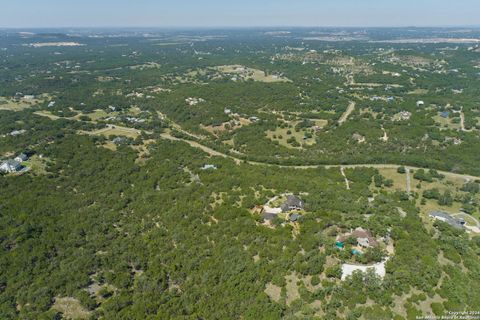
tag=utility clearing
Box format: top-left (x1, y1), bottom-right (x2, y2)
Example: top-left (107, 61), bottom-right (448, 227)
top-left (338, 102), bottom-right (355, 125)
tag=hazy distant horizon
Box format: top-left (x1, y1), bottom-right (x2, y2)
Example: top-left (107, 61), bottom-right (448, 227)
top-left (2, 0), bottom-right (480, 29)
top-left (2, 25), bottom-right (480, 31)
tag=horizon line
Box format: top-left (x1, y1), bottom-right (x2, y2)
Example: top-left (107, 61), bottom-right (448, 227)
top-left (1, 24), bottom-right (480, 30)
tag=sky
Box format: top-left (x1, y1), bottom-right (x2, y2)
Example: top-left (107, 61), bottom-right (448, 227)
top-left (1, 0), bottom-right (480, 28)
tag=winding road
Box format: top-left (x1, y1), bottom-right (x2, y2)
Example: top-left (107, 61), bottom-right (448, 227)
top-left (35, 105), bottom-right (480, 182)
top-left (160, 130), bottom-right (480, 182)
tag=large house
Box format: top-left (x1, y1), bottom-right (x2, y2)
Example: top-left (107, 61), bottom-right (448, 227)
top-left (281, 195), bottom-right (304, 212)
top-left (338, 228), bottom-right (378, 248)
top-left (429, 211), bottom-right (465, 230)
top-left (0, 160), bottom-right (22, 173)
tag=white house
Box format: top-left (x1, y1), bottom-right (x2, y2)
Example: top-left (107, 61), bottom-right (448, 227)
top-left (0, 160), bottom-right (22, 173)
top-left (9, 129), bottom-right (26, 136)
top-left (201, 164), bottom-right (217, 170)
top-left (398, 111), bottom-right (412, 121)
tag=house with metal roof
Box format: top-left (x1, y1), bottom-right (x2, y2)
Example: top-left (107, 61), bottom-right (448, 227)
top-left (281, 195), bottom-right (304, 212)
top-left (262, 212), bottom-right (278, 222)
top-left (0, 160), bottom-right (22, 173)
top-left (440, 111), bottom-right (450, 118)
top-left (14, 153), bottom-right (28, 162)
top-left (429, 211), bottom-right (465, 229)
top-left (289, 213), bottom-right (301, 222)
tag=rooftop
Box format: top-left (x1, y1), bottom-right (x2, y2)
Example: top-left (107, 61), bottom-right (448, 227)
top-left (338, 228), bottom-right (378, 247)
top-left (429, 211), bottom-right (465, 229)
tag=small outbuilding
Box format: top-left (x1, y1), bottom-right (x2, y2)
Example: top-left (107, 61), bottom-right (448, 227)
top-left (112, 137), bottom-right (126, 145)
top-left (14, 153), bottom-right (28, 162)
top-left (262, 212), bottom-right (278, 222)
top-left (440, 111), bottom-right (450, 118)
top-left (289, 213), bottom-right (301, 222)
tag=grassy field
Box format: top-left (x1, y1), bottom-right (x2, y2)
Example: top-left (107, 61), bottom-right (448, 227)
top-left (412, 173), bottom-right (465, 194)
top-left (81, 126), bottom-right (141, 139)
top-left (36, 107), bottom-right (136, 123)
top-left (264, 283), bottom-right (282, 303)
top-left (52, 297), bottom-right (91, 320)
top-left (359, 108), bottom-right (380, 118)
top-left (285, 273), bottom-right (301, 306)
top-left (201, 117), bottom-right (251, 136)
top-left (419, 198), bottom-right (463, 216)
top-left (129, 62), bottom-right (160, 70)
top-left (101, 141), bottom-right (117, 151)
top-left (311, 119), bottom-right (328, 127)
top-left (266, 120), bottom-right (318, 149)
top-left (72, 109), bottom-right (112, 121)
top-left (35, 108), bottom-right (142, 140)
top-left (377, 168), bottom-right (407, 192)
top-left (378, 167), bottom-right (479, 231)
top-left (22, 155), bottom-right (49, 175)
top-left (433, 114), bottom-right (462, 130)
top-left (283, 272), bottom-right (325, 317)
top-left (0, 97), bottom-right (43, 111)
top-left (214, 65), bottom-right (291, 83)
top-left (456, 213), bottom-right (478, 226)
top-left (411, 173), bottom-right (479, 229)
top-left (408, 88), bottom-right (429, 95)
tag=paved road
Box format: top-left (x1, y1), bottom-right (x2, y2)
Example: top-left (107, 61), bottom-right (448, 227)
top-left (36, 106), bottom-right (479, 183)
top-left (160, 131), bottom-right (480, 182)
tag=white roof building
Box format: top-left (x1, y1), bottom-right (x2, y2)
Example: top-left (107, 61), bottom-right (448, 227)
top-left (201, 164), bottom-right (217, 170)
top-left (0, 160), bottom-right (22, 173)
